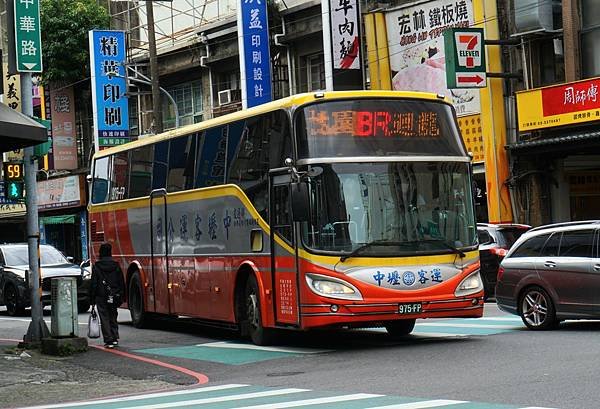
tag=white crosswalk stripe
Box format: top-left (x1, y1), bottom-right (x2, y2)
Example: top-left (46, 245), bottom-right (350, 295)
top-left (231, 393), bottom-right (383, 408)
top-left (364, 400), bottom-right (467, 409)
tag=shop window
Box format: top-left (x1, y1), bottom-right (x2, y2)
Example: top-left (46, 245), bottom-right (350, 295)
top-left (163, 81), bottom-right (203, 130)
top-left (581, 0), bottom-right (600, 77)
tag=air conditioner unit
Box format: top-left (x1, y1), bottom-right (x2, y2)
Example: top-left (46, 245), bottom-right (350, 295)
top-left (51, 277), bottom-right (79, 337)
top-left (218, 89), bottom-right (232, 106)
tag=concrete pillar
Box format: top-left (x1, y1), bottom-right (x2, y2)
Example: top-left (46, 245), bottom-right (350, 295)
top-left (562, 0), bottom-right (581, 82)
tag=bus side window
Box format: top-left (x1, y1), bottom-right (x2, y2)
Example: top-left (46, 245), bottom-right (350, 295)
top-left (167, 135), bottom-right (196, 192)
top-left (109, 152), bottom-right (129, 201)
top-left (153, 141), bottom-right (169, 190)
top-left (129, 144), bottom-right (154, 198)
top-left (92, 156), bottom-right (110, 203)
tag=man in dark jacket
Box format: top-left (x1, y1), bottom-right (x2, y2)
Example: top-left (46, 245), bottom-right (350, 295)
top-left (89, 243), bottom-right (126, 348)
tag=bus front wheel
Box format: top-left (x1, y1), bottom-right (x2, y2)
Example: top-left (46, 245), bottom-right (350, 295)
top-left (385, 319), bottom-right (416, 337)
top-left (129, 272), bottom-right (149, 328)
top-left (244, 275), bottom-right (275, 346)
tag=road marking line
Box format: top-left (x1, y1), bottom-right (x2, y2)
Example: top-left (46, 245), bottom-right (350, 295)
top-left (19, 384), bottom-right (249, 409)
top-left (199, 341), bottom-right (332, 354)
top-left (364, 400), bottom-right (467, 409)
top-left (117, 388), bottom-right (309, 409)
top-left (231, 393), bottom-right (383, 408)
top-left (520, 407), bottom-right (558, 409)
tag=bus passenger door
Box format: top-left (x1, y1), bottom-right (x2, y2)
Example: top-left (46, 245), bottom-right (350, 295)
top-left (150, 189), bottom-right (171, 315)
top-left (270, 172), bottom-right (300, 327)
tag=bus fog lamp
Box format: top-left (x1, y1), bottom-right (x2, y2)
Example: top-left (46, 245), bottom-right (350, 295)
top-left (330, 304), bottom-right (339, 312)
top-left (454, 270), bottom-right (483, 297)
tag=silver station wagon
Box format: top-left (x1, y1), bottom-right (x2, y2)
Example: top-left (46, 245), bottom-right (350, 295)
top-left (495, 221), bottom-right (600, 330)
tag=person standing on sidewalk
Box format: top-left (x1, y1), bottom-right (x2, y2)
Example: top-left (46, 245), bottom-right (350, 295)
top-left (89, 243), bottom-right (126, 348)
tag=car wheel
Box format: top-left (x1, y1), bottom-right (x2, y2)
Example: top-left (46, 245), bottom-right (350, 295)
top-left (519, 286), bottom-right (557, 330)
top-left (5, 284), bottom-right (25, 316)
top-left (129, 272), bottom-right (149, 328)
top-left (244, 275), bottom-right (275, 345)
top-left (385, 319), bottom-right (416, 337)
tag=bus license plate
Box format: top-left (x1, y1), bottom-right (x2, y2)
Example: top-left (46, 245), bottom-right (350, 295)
top-left (398, 303), bottom-right (422, 314)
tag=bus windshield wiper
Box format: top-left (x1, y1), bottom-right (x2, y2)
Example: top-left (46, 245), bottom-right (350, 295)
top-left (340, 240), bottom-right (408, 262)
top-left (419, 239), bottom-right (466, 258)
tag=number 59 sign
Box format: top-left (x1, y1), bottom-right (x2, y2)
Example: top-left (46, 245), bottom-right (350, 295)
top-left (444, 28), bottom-right (486, 89)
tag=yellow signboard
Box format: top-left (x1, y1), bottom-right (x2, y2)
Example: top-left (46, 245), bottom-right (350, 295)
top-left (457, 114), bottom-right (484, 163)
top-left (516, 77), bottom-right (600, 132)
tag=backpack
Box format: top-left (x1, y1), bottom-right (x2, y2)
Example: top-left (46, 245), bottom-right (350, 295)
top-left (98, 270), bottom-right (122, 306)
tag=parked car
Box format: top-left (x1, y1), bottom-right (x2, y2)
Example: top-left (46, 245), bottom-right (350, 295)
top-left (0, 244), bottom-right (91, 316)
top-left (477, 223), bottom-right (531, 300)
top-left (496, 220), bottom-right (600, 330)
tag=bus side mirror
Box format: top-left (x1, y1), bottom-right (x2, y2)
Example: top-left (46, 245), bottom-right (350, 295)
top-left (291, 182), bottom-right (309, 222)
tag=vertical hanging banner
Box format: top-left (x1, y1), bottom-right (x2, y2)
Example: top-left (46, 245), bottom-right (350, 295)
top-left (89, 30), bottom-right (129, 151)
top-left (2, 64), bottom-right (22, 111)
top-left (50, 87), bottom-right (78, 169)
top-left (331, 0), bottom-right (360, 70)
top-left (237, 0), bottom-right (272, 109)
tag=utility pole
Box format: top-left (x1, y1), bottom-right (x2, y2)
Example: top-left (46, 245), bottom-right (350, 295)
top-left (22, 72), bottom-right (49, 345)
top-left (146, 1), bottom-right (163, 133)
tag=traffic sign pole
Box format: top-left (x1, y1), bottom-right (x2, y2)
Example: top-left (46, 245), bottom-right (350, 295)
top-left (21, 72), bottom-right (49, 345)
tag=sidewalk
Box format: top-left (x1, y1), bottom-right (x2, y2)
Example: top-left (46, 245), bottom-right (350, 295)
top-left (0, 343), bottom-right (183, 409)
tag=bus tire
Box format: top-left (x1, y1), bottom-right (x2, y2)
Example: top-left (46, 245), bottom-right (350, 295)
top-left (244, 275), bottom-right (275, 346)
top-left (385, 319), bottom-right (416, 337)
top-left (129, 272), bottom-right (149, 328)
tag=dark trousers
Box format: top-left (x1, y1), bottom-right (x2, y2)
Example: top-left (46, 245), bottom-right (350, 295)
top-left (96, 299), bottom-right (119, 344)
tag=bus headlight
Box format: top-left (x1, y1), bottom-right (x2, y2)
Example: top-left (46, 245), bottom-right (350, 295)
top-left (454, 270), bottom-right (483, 297)
top-left (306, 273), bottom-right (363, 301)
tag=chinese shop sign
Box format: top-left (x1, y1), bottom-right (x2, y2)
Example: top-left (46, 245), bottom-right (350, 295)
top-left (330, 0), bottom-right (360, 69)
top-left (89, 30), bottom-right (129, 150)
top-left (237, 0), bottom-right (272, 108)
top-left (516, 77), bottom-right (600, 132)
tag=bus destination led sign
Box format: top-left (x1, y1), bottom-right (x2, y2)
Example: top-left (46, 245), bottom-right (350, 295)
top-left (306, 109), bottom-right (441, 138)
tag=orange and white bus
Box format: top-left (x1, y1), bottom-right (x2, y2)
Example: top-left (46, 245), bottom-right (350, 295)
top-left (88, 91), bottom-right (483, 345)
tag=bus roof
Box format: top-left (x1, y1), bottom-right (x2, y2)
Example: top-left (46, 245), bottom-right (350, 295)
top-left (94, 90), bottom-right (452, 159)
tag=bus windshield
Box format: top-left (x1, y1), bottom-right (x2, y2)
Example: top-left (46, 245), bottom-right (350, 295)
top-left (296, 99), bottom-right (465, 158)
top-left (301, 162), bottom-right (477, 256)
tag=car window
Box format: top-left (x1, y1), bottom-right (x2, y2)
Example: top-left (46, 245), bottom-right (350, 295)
top-left (541, 233), bottom-right (561, 257)
top-left (510, 233), bottom-right (550, 258)
top-left (498, 228), bottom-right (528, 248)
top-left (559, 230), bottom-right (594, 258)
top-left (2, 245), bottom-right (68, 265)
top-left (477, 229), bottom-right (493, 245)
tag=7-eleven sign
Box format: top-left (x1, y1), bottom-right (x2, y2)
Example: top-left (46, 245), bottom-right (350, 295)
top-left (444, 28), bottom-right (486, 89)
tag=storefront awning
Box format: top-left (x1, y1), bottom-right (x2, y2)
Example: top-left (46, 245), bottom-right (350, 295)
top-left (506, 130), bottom-right (600, 153)
top-left (0, 102), bottom-right (47, 152)
top-left (40, 215), bottom-right (76, 225)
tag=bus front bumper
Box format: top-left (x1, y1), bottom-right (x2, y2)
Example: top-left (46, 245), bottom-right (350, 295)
top-left (299, 295), bottom-right (484, 329)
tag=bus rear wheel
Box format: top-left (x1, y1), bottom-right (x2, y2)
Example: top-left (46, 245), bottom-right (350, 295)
top-left (244, 275), bottom-right (275, 346)
top-left (385, 319), bottom-right (416, 337)
top-left (129, 272), bottom-right (149, 328)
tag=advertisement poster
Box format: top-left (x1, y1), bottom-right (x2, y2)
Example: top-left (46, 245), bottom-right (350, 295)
top-left (237, 0), bottom-right (272, 108)
top-left (385, 0), bottom-right (481, 115)
top-left (50, 87), bottom-right (78, 169)
top-left (37, 175), bottom-right (82, 210)
top-left (89, 30), bottom-right (129, 150)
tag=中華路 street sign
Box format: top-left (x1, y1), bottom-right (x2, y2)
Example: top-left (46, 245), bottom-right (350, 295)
top-left (14, 0), bottom-right (43, 73)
